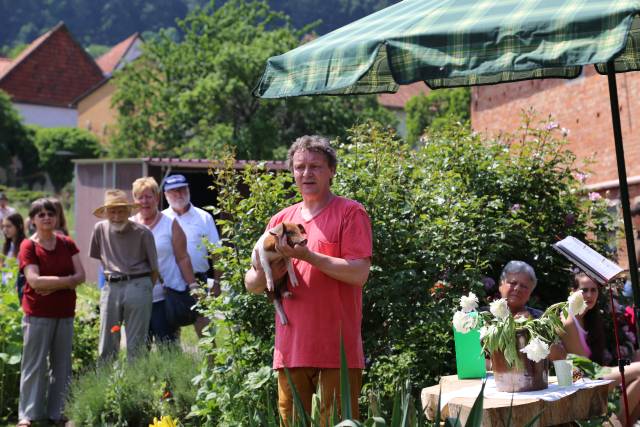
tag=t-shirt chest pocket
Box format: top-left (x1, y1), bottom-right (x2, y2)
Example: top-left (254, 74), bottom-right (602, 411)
top-left (316, 240), bottom-right (340, 257)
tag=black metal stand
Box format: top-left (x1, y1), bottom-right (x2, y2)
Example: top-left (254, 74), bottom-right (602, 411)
top-left (606, 61), bottom-right (636, 427)
top-left (606, 61), bottom-right (640, 314)
top-left (607, 280), bottom-right (631, 426)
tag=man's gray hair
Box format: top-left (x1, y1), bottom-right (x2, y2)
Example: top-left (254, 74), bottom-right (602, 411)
top-left (286, 135), bottom-right (338, 172)
top-left (500, 260), bottom-right (537, 287)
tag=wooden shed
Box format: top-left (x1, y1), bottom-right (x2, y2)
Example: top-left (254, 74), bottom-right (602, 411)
top-left (73, 157), bottom-right (287, 282)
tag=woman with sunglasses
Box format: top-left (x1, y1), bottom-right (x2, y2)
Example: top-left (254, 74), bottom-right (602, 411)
top-left (16, 199), bottom-right (85, 427)
top-left (563, 272), bottom-right (640, 426)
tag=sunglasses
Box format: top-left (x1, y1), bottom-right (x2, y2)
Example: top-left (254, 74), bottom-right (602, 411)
top-left (36, 211), bottom-right (56, 218)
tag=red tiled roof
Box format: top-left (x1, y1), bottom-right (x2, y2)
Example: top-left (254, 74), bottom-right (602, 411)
top-left (378, 82), bottom-right (430, 109)
top-left (0, 57), bottom-right (11, 75)
top-left (97, 33), bottom-right (139, 74)
top-left (0, 22), bottom-right (104, 107)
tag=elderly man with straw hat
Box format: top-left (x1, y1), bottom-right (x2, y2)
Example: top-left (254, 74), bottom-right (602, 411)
top-left (89, 189), bottom-right (159, 361)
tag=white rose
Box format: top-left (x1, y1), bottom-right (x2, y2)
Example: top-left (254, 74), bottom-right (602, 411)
top-left (568, 290), bottom-right (588, 317)
top-left (453, 311), bottom-right (477, 334)
top-left (479, 326), bottom-right (489, 340)
top-left (460, 292), bottom-right (479, 313)
top-left (489, 298), bottom-right (510, 320)
top-left (520, 337), bottom-right (550, 363)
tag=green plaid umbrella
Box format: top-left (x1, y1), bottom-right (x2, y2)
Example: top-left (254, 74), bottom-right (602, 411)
top-left (254, 0), bottom-right (640, 98)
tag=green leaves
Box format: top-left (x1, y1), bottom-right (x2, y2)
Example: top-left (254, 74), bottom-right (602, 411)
top-left (110, 0), bottom-right (394, 160)
top-left (31, 126), bottom-right (101, 191)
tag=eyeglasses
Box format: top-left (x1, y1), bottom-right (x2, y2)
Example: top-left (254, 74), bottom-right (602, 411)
top-left (36, 211), bottom-right (56, 218)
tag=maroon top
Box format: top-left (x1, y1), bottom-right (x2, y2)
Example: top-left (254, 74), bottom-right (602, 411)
top-left (19, 235), bottom-right (79, 318)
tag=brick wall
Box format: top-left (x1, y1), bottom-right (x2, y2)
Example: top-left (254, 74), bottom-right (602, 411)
top-left (472, 68), bottom-right (640, 268)
top-left (471, 66), bottom-right (640, 189)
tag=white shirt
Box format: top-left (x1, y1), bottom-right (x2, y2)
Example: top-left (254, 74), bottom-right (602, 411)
top-left (131, 213), bottom-right (188, 302)
top-left (162, 204), bottom-right (220, 273)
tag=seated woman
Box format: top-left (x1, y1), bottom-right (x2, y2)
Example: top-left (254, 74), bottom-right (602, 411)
top-left (562, 272), bottom-right (640, 426)
top-left (489, 260), bottom-right (566, 361)
top-left (498, 260), bottom-right (543, 318)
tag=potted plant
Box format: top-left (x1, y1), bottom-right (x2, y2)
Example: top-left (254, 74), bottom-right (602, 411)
top-left (452, 290), bottom-right (587, 391)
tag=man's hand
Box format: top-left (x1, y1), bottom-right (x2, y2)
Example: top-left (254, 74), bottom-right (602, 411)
top-left (274, 240), bottom-right (310, 262)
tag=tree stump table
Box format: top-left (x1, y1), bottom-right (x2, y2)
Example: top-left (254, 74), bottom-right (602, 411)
top-left (421, 374), bottom-right (612, 426)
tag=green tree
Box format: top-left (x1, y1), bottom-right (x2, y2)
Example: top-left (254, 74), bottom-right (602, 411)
top-left (0, 90), bottom-right (41, 187)
top-left (405, 87), bottom-right (471, 144)
top-left (109, 0), bottom-right (394, 160)
top-left (32, 127), bottom-right (101, 191)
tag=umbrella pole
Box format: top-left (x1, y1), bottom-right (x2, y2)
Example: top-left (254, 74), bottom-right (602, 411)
top-left (605, 61), bottom-right (640, 338)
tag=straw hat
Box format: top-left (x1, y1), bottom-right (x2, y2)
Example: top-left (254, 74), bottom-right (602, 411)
top-left (93, 189), bottom-right (140, 219)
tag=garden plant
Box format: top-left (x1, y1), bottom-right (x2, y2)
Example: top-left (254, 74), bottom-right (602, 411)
top-left (66, 345), bottom-right (202, 426)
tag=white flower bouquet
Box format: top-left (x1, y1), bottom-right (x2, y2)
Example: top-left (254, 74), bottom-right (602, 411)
top-left (452, 291), bottom-right (587, 367)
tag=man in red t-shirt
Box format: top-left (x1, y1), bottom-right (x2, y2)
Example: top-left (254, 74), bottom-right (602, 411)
top-left (245, 135), bottom-right (372, 423)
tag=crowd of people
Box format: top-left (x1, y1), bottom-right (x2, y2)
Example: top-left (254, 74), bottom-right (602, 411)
top-left (0, 174), bottom-right (221, 427)
top-left (2, 134), bottom-right (640, 426)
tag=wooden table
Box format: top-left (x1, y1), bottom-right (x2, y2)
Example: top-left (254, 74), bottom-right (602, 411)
top-left (421, 374), bottom-right (612, 426)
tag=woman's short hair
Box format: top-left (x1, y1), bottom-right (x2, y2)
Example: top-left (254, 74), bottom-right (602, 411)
top-left (286, 135), bottom-right (337, 172)
top-left (28, 198), bottom-right (56, 219)
top-left (132, 177), bottom-right (160, 199)
top-left (500, 260), bottom-right (537, 288)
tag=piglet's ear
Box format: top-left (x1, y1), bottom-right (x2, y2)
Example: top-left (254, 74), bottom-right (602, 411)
top-left (268, 223), bottom-right (284, 237)
top-left (297, 224), bottom-right (306, 234)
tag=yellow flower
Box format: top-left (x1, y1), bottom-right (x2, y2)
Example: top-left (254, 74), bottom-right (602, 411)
top-left (149, 415), bottom-right (177, 427)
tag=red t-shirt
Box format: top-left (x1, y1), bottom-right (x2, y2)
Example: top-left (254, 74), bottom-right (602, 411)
top-left (19, 235), bottom-right (79, 318)
top-left (268, 196), bottom-right (372, 369)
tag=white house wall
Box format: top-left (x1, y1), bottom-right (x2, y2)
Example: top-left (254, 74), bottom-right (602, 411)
top-left (15, 102), bottom-right (77, 127)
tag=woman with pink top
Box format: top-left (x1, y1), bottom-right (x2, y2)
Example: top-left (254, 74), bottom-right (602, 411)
top-left (563, 272), bottom-right (640, 425)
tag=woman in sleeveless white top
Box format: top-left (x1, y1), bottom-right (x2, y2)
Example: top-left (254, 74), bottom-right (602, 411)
top-left (131, 178), bottom-right (197, 345)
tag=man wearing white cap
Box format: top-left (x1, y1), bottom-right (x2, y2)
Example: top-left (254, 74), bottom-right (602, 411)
top-left (162, 174), bottom-right (220, 336)
top-left (89, 189), bottom-right (159, 361)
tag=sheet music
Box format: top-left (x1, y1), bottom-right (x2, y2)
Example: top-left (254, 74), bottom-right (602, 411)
top-left (553, 236), bottom-right (624, 282)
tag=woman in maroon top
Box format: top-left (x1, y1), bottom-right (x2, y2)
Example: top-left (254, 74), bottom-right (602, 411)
top-left (16, 199), bottom-right (85, 427)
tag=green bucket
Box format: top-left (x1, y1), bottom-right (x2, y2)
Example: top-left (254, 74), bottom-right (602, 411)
top-left (453, 313), bottom-right (486, 379)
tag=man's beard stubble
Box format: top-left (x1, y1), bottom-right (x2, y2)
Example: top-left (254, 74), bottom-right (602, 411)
top-left (109, 221), bottom-right (129, 232)
top-left (168, 193), bottom-right (190, 211)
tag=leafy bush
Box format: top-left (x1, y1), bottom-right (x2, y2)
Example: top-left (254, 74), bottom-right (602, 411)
top-left (0, 259), bottom-right (22, 422)
top-left (66, 346), bottom-right (202, 426)
top-left (72, 285), bottom-right (100, 375)
top-left (31, 126), bottom-right (101, 192)
top-left (194, 115), bottom-right (615, 424)
top-left (405, 88), bottom-right (471, 144)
